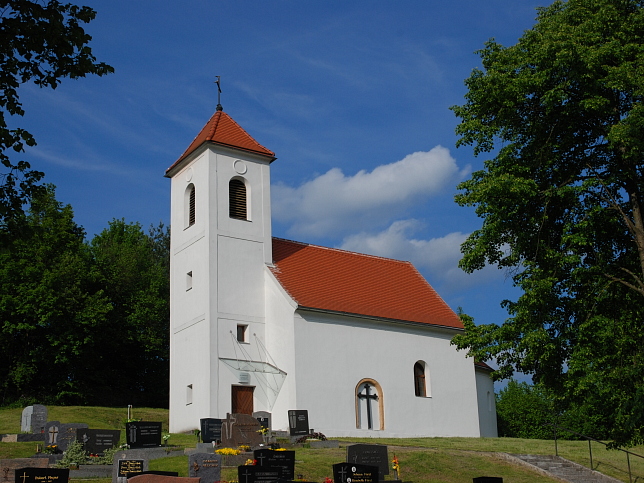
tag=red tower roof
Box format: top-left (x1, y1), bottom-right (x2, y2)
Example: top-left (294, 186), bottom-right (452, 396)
top-left (270, 238), bottom-right (464, 329)
top-left (166, 109), bottom-right (275, 176)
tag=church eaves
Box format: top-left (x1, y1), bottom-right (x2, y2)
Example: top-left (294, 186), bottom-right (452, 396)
top-left (165, 109), bottom-right (276, 176)
top-left (270, 238), bottom-right (464, 330)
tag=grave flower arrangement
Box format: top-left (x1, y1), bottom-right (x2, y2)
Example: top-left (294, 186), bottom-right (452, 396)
top-left (43, 444), bottom-right (58, 454)
top-left (392, 454), bottom-right (401, 480)
top-left (215, 448), bottom-right (241, 455)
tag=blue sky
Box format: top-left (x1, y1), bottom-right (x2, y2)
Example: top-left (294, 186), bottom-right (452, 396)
top-left (14, 0), bottom-right (547, 372)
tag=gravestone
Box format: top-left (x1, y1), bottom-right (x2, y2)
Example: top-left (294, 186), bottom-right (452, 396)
top-left (253, 411), bottom-right (271, 430)
top-left (473, 478), bottom-right (503, 483)
top-left (129, 475), bottom-right (197, 483)
top-left (347, 444), bottom-right (389, 477)
top-left (333, 463), bottom-right (378, 483)
top-left (254, 449), bottom-right (295, 480)
top-left (219, 413), bottom-right (263, 448)
top-left (14, 467), bottom-right (68, 483)
top-left (129, 476), bottom-right (198, 483)
top-left (20, 407), bottom-right (33, 433)
top-left (200, 418), bottom-right (222, 444)
top-left (29, 405), bottom-right (47, 434)
top-left (287, 410), bottom-right (309, 436)
top-left (116, 459), bottom-right (145, 479)
top-left (126, 422), bottom-right (162, 448)
top-left (0, 459), bottom-right (48, 483)
top-left (237, 465), bottom-right (281, 483)
top-left (43, 421), bottom-right (88, 452)
top-left (77, 429), bottom-right (121, 455)
top-left (188, 453), bottom-right (222, 483)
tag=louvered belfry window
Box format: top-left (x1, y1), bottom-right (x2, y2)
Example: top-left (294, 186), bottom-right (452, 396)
top-left (229, 178), bottom-right (247, 220)
top-left (188, 185), bottom-right (196, 227)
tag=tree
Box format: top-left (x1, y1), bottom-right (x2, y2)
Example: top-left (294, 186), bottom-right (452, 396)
top-left (88, 220), bottom-right (170, 407)
top-left (450, 0), bottom-right (644, 447)
top-left (0, 185), bottom-right (111, 405)
top-left (0, 0), bottom-right (113, 226)
top-left (496, 380), bottom-right (555, 439)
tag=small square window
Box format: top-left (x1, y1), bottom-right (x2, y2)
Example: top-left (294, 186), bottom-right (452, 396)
top-left (186, 271), bottom-right (193, 291)
top-left (237, 324), bottom-right (248, 343)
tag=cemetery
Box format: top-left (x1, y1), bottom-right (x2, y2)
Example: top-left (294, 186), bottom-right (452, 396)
top-left (1, 406), bottom-right (641, 482)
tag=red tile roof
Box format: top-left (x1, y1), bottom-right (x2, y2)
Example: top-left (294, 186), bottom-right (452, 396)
top-left (166, 109), bottom-right (276, 176)
top-left (270, 238), bottom-right (464, 329)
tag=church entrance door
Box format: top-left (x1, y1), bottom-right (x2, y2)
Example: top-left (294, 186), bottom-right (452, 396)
top-left (231, 386), bottom-right (254, 414)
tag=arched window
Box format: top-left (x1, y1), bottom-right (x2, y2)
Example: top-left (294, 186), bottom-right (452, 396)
top-left (414, 361), bottom-right (427, 397)
top-left (185, 183), bottom-right (196, 229)
top-left (229, 178), bottom-right (247, 220)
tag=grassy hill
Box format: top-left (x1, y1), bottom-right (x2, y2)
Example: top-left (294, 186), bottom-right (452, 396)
top-left (1, 407), bottom-right (642, 482)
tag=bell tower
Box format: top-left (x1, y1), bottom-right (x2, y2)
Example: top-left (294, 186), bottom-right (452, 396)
top-left (165, 106), bottom-right (276, 432)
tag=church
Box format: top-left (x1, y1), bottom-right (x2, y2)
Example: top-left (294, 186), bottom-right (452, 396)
top-left (165, 105), bottom-right (498, 438)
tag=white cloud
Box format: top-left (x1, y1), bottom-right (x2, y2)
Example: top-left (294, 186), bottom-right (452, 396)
top-left (272, 145), bottom-right (469, 238)
top-left (340, 219), bottom-right (503, 291)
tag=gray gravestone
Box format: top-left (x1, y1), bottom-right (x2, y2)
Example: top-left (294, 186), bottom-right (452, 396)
top-left (0, 459), bottom-right (48, 483)
top-left (188, 453), bottom-right (222, 483)
top-left (347, 444), bottom-right (389, 477)
top-left (30, 405), bottom-right (47, 434)
top-left (43, 421), bottom-right (88, 452)
top-left (252, 411), bottom-right (271, 430)
top-left (43, 421), bottom-right (61, 448)
top-left (20, 406), bottom-right (33, 433)
top-left (219, 413), bottom-right (263, 448)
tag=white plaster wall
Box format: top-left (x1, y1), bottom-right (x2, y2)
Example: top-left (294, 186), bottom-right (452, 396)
top-left (292, 311), bottom-right (482, 438)
top-left (475, 368), bottom-right (498, 437)
top-left (263, 269), bottom-right (299, 431)
top-left (169, 151), bottom-right (214, 432)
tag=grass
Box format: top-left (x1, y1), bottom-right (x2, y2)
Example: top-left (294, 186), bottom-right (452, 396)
top-left (1, 406), bottom-right (643, 482)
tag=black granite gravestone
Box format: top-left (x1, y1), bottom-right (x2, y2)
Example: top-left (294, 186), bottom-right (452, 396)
top-left (473, 478), bottom-right (503, 483)
top-left (238, 465), bottom-right (281, 483)
top-left (200, 418), bottom-right (222, 444)
top-left (347, 444), bottom-right (389, 477)
top-left (14, 467), bottom-right (68, 483)
top-left (253, 411), bottom-right (271, 430)
top-left (126, 422), bottom-right (162, 448)
top-left (287, 410), bottom-right (309, 436)
top-left (77, 429), bottom-right (120, 455)
top-left (117, 459), bottom-right (145, 478)
top-left (333, 463), bottom-right (378, 483)
top-left (254, 449), bottom-right (295, 480)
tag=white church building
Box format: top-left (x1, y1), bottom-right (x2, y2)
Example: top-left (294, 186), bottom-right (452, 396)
top-left (166, 105), bottom-right (497, 438)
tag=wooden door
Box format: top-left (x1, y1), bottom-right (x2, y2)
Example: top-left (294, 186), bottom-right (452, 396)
top-left (231, 386), bottom-right (254, 414)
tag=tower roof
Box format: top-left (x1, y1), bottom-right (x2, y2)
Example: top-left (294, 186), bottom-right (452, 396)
top-left (270, 238), bottom-right (464, 329)
top-left (165, 109), bottom-right (276, 176)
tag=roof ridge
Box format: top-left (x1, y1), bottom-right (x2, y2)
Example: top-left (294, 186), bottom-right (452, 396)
top-left (271, 236), bottom-right (413, 265)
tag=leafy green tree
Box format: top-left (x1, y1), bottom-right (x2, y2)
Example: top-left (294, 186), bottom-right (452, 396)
top-left (451, 0), bottom-right (644, 447)
top-left (496, 380), bottom-right (555, 439)
top-left (0, 185), bottom-right (111, 405)
top-left (88, 220), bottom-right (169, 407)
top-left (0, 0), bottom-right (113, 226)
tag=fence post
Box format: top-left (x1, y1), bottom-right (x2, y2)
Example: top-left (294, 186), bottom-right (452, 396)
top-left (627, 451), bottom-right (632, 483)
top-left (553, 425), bottom-right (558, 456)
top-left (588, 439), bottom-right (593, 470)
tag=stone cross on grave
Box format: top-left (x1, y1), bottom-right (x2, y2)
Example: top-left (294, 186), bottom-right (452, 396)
top-left (358, 383), bottom-right (379, 430)
top-left (48, 425), bottom-right (59, 444)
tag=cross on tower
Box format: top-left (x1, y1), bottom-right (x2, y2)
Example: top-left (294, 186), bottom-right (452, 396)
top-left (357, 383), bottom-right (379, 430)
